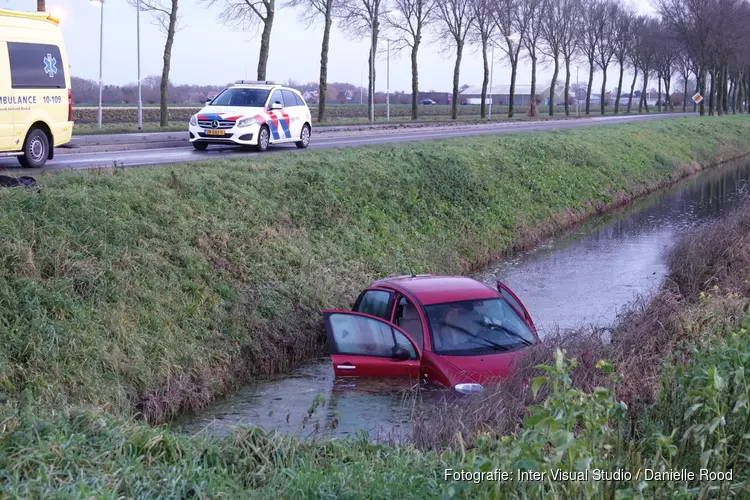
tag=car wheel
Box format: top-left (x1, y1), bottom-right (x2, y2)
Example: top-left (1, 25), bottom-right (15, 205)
top-left (17, 128), bottom-right (49, 168)
top-left (256, 125), bottom-right (270, 152)
top-left (296, 124), bottom-right (311, 149)
top-left (192, 141), bottom-right (208, 151)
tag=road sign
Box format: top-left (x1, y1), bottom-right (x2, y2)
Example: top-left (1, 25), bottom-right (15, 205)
top-left (692, 93), bottom-right (704, 104)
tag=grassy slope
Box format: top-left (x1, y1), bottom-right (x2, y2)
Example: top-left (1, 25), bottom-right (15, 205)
top-left (1, 116), bottom-right (749, 426)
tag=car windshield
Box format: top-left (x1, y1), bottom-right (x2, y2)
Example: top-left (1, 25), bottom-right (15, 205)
top-left (424, 298), bottom-right (536, 355)
top-left (210, 88), bottom-right (270, 107)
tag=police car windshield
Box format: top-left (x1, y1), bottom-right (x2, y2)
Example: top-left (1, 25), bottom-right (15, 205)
top-left (210, 88), bottom-right (270, 107)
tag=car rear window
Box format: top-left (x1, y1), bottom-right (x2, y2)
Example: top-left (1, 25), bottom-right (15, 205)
top-left (8, 42), bottom-right (66, 89)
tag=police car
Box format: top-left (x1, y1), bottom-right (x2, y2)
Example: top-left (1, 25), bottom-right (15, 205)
top-left (189, 81), bottom-right (312, 152)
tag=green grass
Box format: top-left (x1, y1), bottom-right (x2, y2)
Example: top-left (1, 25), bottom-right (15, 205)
top-left (1, 116), bottom-right (749, 426)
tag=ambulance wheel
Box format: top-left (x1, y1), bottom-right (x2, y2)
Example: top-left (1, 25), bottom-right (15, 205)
top-left (18, 128), bottom-right (49, 168)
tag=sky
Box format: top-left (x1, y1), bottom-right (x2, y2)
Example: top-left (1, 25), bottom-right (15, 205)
top-left (4, 0), bottom-right (658, 93)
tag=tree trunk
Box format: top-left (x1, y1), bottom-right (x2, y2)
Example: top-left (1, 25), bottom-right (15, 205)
top-left (682, 75), bottom-right (688, 112)
top-left (528, 54), bottom-right (538, 117)
top-left (657, 74), bottom-right (662, 113)
top-left (716, 69), bottom-right (723, 116)
top-left (698, 68), bottom-right (705, 115)
top-left (585, 61), bottom-right (594, 115)
top-left (737, 72), bottom-right (744, 114)
top-left (410, 36), bottom-right (420, 121)
top-left (316, 0), bottom-right (333, 123)
top-left (508, 60), bottom-right (517, 118)
top-left (451, 41), bottom-right (463, 120)
top-left (37, 0), bottom-right (45, 11)
top-left (600, 65), bottom-right (608, 115)
top-left (159, 0), bottom-right (179, 128)
top-left (627, 67), bottom-right (638, 113)
top-left (665, 75), bottom-right (672, 111)
top-left (614, 61), bottom-right (624, 114)
top-left (708, 69), bottom-right (715, 116)
top-left (480, 37), bottom-right (489, 119)
top-left (549, 57), bottom-right (559, 117)
top-left (367, 22), bottom-right (379, 122)
top-left (563, 58), bottom-right (571, 116)
top-left (256, 1), bottom-right (275, 80)
top-left (640, 70), bottom-right (649, 113)
top-left (722, 66), bottom-right (729, 114)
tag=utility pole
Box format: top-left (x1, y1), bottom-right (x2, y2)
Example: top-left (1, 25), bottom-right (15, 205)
top-left (136, 0), bottom-right (142, 130)
top-left (369, 25), bottom-right (375, 123)
top-left (386, 38), bottom-right (390, 122)
top-left (488, 44), bottom-right (494, 119)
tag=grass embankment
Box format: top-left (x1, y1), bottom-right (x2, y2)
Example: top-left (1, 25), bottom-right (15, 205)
top-left (2, 116), bottom-right (749, 427)
top-left (3, 185), bottom-right (750, 498)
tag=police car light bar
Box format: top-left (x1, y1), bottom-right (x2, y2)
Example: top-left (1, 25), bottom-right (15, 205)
top-left (234, 80), bottom-right (282, 85)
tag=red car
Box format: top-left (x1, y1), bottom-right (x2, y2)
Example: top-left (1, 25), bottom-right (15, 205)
top-left (323, 274), bottom-right (539, 394)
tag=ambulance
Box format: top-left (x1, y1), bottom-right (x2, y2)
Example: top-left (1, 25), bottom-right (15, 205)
top-left (0, 9), bottom-right (73, 168)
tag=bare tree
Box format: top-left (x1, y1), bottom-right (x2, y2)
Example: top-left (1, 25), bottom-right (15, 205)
top-left (632, 17), bottom-right (659, 113)
top-left (557, 0), bottom-right (579, 116)
top-left (206, 0), bottom-right (275, 80)
top-left (594, 0), bottom-right (618, 114)
top-left (470, 0), bottom-right (496, 118)
top-left (577, 0), bottom-right (605, 115)
top-left (129, 0), bottom-right (181, 127)
top-left (612, 4), bottom-right (634, 114)
top-left (337, 0), bottom-right (387, 121)
top-left (655, 22), bottom-right (678, 112)
top-left (539, 0), bottom-right (568, 116)
top-left (287, 0), bottom-right (336, 122)
top-left (388, 0), bottom-right (435, 120)
top-left (675, 51), bottom-right (693, 112)
top-left (435, 0), bottom-right (474, 119)
top-left (490, 0), bottom-right (526, 118)
top-left (517, 0), bottom-right (544, 116)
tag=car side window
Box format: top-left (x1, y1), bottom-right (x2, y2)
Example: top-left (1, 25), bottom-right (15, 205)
top-left (269, 90), bottom-right (284, 108)
top-left (282, 90), bottom-right (298, 107)
top-left (294, 93), bottom-right (306, 107)
top-left (393, 296), bottom-right (424, 351)
top-left (328, 314), bottom-right (417, 359)
top-left (499, 288), bottom-right (525, 318)
top-left (354, 290), bottom-right (392, 320)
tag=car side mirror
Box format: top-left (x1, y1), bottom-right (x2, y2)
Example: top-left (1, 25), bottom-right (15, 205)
top-left (205, 97), bottom-right (213, 104)
top-left (270, 101), bottom-right (283, 110)
top-left (391, 346), bottom-right (411, 361)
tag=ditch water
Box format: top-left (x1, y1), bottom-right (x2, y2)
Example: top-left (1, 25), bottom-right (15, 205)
top-left (172, 159), bottom-right (750, 440)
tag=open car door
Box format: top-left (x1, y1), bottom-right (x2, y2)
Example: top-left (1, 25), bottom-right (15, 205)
top-left (496, 282), bottom-right (537, 333)
top-left (323, 310), bottom-right (421, 379)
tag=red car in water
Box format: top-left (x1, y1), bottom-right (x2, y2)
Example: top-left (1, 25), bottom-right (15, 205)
top-left (323, 274), bottom-right (539, 394)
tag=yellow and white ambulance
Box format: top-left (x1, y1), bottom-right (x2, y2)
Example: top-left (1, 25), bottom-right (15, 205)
top-left (0, 9), bottom-right (73, 168)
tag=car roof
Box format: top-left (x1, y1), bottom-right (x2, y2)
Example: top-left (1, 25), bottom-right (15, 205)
top-left (371, 274), bottom-right (498, 305)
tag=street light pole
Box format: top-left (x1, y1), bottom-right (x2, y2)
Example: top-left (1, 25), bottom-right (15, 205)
top-left (136, 0), bottom-right (142, 130)
top-left (386, 38), bottom-right (390, 122)
top-left (488, 43), bottom-right (494, 119)
top-left (92, 0), bottom-right (105, 129)
top-left (369, 25), bottom-right (375, 123)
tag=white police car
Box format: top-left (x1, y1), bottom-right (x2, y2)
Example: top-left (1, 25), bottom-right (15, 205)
top-left (189, 81), bottom-right (312, 152)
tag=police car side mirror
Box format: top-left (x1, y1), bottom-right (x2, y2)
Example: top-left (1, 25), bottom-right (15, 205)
top-left (270, 102), bottom-right (283, 110)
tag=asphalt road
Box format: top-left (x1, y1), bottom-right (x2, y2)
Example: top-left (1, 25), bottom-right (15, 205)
top-left (0, 113), bottom-right (689, 173)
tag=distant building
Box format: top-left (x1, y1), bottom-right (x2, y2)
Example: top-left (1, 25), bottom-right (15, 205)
top-left (459, 84), bottom-right (573, 106)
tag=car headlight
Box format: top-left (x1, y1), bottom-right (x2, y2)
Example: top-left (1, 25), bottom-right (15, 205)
top-left (237, 117), bottom-right (257, 128)
top-left (189, 115), bottom-right (198, 126)
top-left (454, 383), bottom-right (483, 394)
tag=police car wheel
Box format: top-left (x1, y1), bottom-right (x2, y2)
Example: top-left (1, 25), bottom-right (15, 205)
top-left (296, 124), bottom-right (311, 149)
top-left (256, 126), bottom-right (270, 152)
top-left (18, 128), bottom-right (49, 168)
top-left (192, 141), bottom-right (208, 151)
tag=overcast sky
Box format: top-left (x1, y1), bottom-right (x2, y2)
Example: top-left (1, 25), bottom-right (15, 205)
top-left (5, 0), bottom-right (658, 93)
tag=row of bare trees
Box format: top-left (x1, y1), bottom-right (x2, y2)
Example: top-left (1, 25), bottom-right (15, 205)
top-left (34, 0), bottom-right (750, 124)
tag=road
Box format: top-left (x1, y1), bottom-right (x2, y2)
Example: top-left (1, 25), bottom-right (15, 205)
top-left (0, 113), bottom-right (688, 173)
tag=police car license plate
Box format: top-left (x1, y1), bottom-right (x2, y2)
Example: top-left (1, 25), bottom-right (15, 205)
top-left (206, 129), bottom-right (225, 136)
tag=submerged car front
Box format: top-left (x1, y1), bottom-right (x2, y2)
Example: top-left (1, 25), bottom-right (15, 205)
top-left (420, 296), bottom-right (539, 394)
